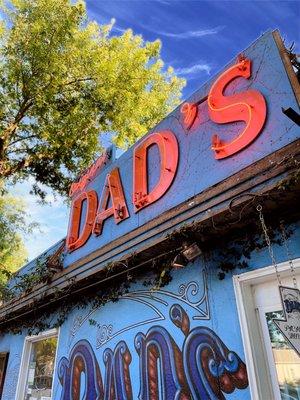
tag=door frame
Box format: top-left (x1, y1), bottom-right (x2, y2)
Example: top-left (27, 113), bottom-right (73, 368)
top-left (233, 258), bottom-right (300, 400)
top-left (15, 328), bottom-right (60, 400)
top-left (0, 352), bottom-right (9, 399)
top-left (256, 304), bottom-right (285, 400)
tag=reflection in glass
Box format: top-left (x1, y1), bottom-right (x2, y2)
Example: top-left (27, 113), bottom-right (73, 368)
top-left (24, 337), bottom-right (57, 400)
top-left (266, 311), bottom-right (300, 400)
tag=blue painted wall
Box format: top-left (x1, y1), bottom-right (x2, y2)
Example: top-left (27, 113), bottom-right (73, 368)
top-left (1, 222), bottom-right (299, 399)
top-left (1, 30), bottom-right (299, 399)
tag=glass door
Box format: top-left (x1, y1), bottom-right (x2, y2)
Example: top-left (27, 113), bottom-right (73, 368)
top-left (253, 273), bottom-right (300, 400)
top-left (258, 306), bottom-right (300, 399)
top-left (23, 336), bottom-right (58, 400)
top-left (17, 330), bottom-right (58, 400)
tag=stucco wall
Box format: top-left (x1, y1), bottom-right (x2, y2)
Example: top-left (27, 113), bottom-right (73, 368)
top-left (1, 222), bottom-right (299, 399)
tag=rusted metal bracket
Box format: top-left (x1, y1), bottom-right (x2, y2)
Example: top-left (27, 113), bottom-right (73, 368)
top-left (282, 107), bottom-right (300, 126)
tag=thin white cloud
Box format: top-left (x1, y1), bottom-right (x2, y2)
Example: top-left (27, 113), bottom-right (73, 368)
top-left (112, 25), bottom-right (128, 34)
top-left (111, 23), bottom-right (224, 40)
top-left (175, 63), bottom-right (212, 76)
top-left (148, 26), bottom-right (224, 39)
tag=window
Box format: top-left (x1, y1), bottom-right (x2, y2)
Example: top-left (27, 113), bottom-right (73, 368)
top-left (0, 352), bottom-right (9, 399)
top-left (234, 259), bottom-right (300, 399)
top-left (16, 329), bottom-right (59, 400)
top-left (265, 310), bottom-right (300, 398)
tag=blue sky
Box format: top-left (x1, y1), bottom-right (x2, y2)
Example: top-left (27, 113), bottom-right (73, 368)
top-left (17, 0), bottom-right (299, 261)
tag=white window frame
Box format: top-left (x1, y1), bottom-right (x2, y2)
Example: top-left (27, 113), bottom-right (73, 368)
top-left (233, 258), bottom-right (300, 400)
top-left (15, 328), bottom-right (60, 400)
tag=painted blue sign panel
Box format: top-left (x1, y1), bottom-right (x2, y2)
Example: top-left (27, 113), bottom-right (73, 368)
top-left (64, 31), bottom-right (299, 268)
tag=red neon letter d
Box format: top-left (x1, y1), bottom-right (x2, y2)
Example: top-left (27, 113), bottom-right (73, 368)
top-left (133, 131), bottom-right (178, 212)
top-left (66, 190), bottom-right (98, 252)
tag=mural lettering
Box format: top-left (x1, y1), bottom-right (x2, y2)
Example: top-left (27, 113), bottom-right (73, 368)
top-left (58, 340), bottom-right (103, 400)
top-left (103, 341), bottom-right (132, 400)
top-left (135, 326), bottom-right (189, 400)
top-left (58, 305), bottom-right (248, 399)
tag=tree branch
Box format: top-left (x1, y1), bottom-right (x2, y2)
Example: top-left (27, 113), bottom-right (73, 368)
top-left (0, 99), bottom-right (34, 153)
top-left (7, 134), bottom-right (38, 149)
top-left (62, 77), bottom-right (93, 86)
top-left (14, 99), bottom-right (34, 125)
top-left (0, 156), bottom-right (33, 178)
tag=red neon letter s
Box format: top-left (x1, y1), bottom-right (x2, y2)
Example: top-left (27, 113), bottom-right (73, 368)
top-left (67, 190), bottom-right (98, 252)
top-left (133, 131), bottom-right (179, 212)
top-left (93, 167), bottom-right (129, 236)
top-left (208, 57), bottom-right (267, 159)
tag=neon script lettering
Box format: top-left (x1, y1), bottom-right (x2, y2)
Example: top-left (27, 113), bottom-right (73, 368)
top-left (69, 151), bottom-right (110, 198)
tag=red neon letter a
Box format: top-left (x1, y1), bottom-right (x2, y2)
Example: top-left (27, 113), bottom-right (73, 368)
top-left (93, 167), bottom-right (129, 236)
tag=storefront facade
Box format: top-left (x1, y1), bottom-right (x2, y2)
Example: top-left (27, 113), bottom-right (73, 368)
top-left (0, 30), bottom-right (299, 400)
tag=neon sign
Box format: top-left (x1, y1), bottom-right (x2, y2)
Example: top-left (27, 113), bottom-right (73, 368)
top-left (93, 167), bottom-right (129, 236)
top-left (208, 57), bottom-right (266, 159)
top-left (67, 190), bottom-right (98, 251)
top-left (67, 57), bottom-right (267, 252)
top-left (133, 131), bottom-right (178, 211)
top-left (180, 102), bottom-right (198, 130)
top-left (69, 150), bottom-right (111, 198)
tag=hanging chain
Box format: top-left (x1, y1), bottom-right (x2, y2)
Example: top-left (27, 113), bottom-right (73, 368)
top-left (256, 204), bottom-right (282, 285)
top-left (280, 221), bottom-right (298, 289)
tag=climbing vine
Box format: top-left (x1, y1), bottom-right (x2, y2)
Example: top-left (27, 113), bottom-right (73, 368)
top-left (0, 256), bottom-right (60, 303)
top-left (0, 247), bottom-right (176, 335)
top-left (0, 162), bottom-right (298, 335)
top-left (0, 216), bottom-right (296, 335)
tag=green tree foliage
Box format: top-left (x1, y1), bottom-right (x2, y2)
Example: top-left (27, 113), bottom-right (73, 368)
top-left (0, 192), bottom-right (29, 283)
top-left (0, 0), bottom-right (185, 197)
